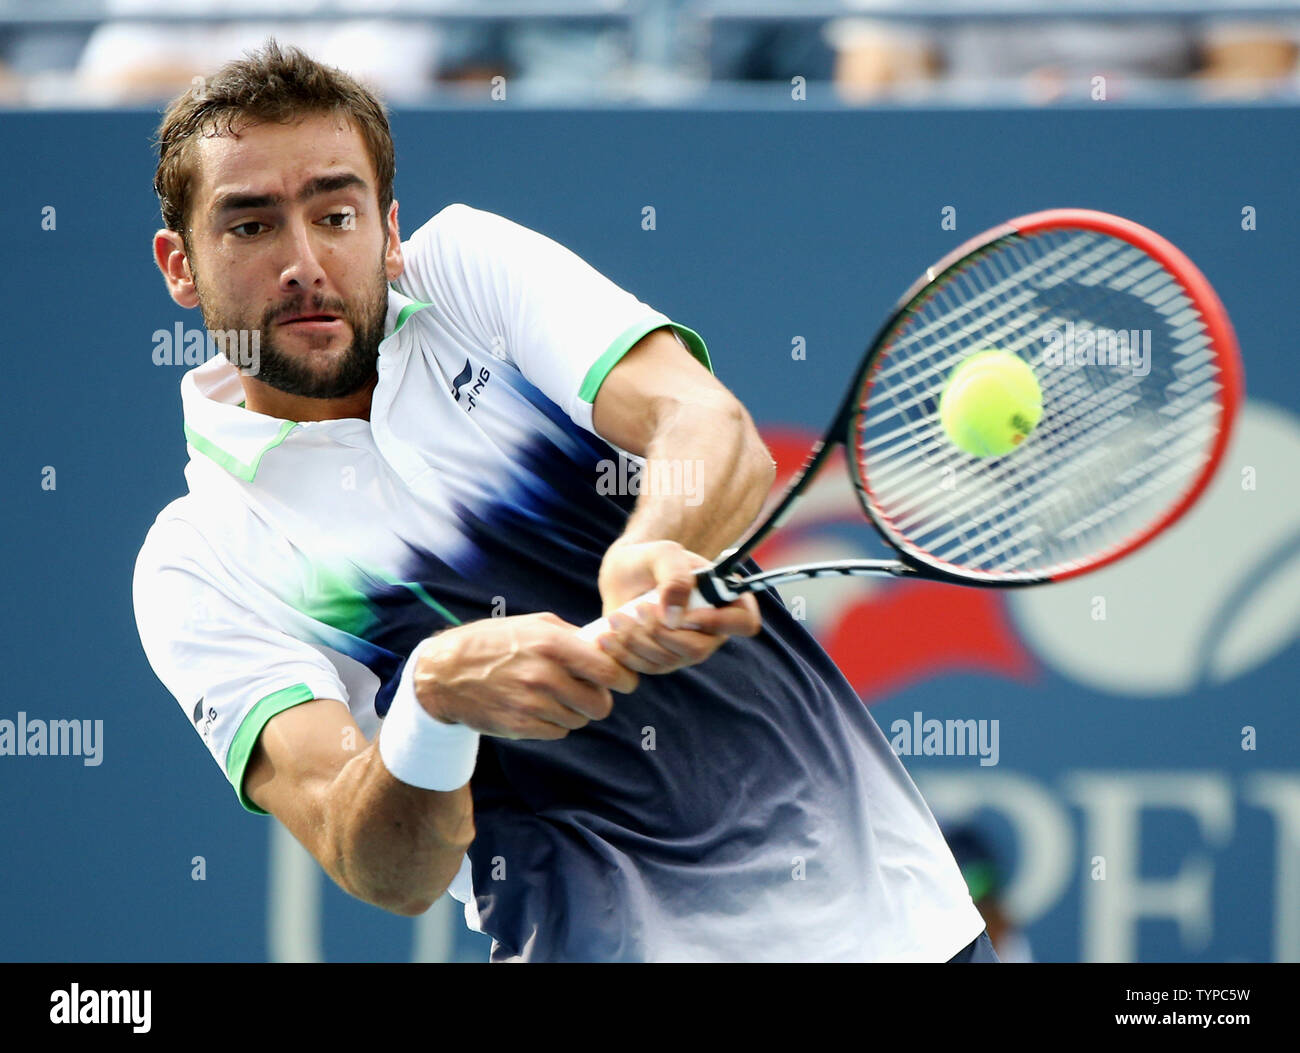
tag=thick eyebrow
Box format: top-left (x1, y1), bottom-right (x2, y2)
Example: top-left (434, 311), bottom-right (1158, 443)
top-left (210, 172), bottom-right (369, 220)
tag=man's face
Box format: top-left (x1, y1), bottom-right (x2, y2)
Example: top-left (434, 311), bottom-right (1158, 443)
top-left (163, 113), bottom-right (402, 400)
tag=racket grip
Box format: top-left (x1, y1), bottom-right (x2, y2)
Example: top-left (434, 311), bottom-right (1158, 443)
top-left (577, 585), bottom-right (715, 642)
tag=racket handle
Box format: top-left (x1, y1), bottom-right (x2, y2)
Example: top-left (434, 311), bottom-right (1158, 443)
top-left (577, 585), bottom-right (715, 642)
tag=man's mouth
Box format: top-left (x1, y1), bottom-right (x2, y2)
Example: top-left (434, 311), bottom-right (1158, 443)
top-left (278, 312), bottom-right (345, 331)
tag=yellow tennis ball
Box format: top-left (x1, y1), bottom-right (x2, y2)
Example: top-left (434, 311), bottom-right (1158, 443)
top-left (939, 350), bottom-right (1043, 457)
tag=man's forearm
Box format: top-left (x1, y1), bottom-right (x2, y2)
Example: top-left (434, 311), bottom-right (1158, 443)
top-left (323, 744), bottom-right (475, 916)
top-left (614, 390), bottom-right (775, 561)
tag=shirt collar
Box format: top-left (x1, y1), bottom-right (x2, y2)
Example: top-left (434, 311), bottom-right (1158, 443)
top-left (181, 286), bottom-right (433, 482)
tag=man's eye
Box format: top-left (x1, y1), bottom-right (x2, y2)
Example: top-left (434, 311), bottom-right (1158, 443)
top-left (323, 210), bottom-right (356, 229)
top-left (231, 221), bottom-right (265, 237)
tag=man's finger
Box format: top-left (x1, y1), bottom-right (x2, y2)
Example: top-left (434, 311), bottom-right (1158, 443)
top-left (679, 595), bottom-right (762, 637)
top-left (652, 549), bottom-right (705, 629)
top-left (630, 601), bottom-right (730, 660)
top-left (609, 610), bottom-right (686, 668)
top-left (498, 716), bottom-right (571, 742)
top-left (596, 630), bottom-right (665, 676)
top-left (543, 630), bottom-right (640, 693)
top-left (630, 600), bottom-right (699, 657)
top-left (539, 680), bottom-right (613, 725)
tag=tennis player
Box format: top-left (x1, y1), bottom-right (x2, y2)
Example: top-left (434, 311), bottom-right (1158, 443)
top-left (134, 41), bottom-right (997, 963)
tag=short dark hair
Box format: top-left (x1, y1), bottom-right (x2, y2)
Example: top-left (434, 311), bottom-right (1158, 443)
top-left (153, 39), bottom-right (395, 246)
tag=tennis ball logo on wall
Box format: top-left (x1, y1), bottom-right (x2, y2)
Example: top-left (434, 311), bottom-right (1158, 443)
top-left (1008, 401), bottom-right (1300, 694)
top-left (755, 400), bottom-right (1300, 700)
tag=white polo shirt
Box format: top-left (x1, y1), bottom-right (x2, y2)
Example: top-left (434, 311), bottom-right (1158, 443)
top-left (134, 203), bottom-right (983, 962)
top-left (135, 201), bottom-right (707, 803)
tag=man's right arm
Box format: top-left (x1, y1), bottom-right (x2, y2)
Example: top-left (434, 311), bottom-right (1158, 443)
top-left (242, 611), bottom-right (638, 916)
top-left (135, 522), bottom-right (636, 917)
top-left (245, 696), bottom-right (474, 916)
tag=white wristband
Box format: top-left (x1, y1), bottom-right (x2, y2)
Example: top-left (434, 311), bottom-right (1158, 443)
top-left (378, 638), bottom-right (480, 791)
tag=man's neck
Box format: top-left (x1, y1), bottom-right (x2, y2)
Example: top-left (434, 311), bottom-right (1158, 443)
top-left (240, 373), bottom-right (378, 423)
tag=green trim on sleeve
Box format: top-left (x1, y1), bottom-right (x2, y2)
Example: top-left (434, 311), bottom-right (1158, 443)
top-left (226, 682), bottom-right (318, 815)
top-left (184, 420), bottom-right (297, 483)
top-left (577, 320), bottom-right (712, 405)
top-left (393, 299), bottom-right (433, 333)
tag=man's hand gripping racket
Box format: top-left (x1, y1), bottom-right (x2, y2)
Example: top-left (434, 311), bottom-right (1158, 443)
top-left (580, 208), bottom-right (1244, 643)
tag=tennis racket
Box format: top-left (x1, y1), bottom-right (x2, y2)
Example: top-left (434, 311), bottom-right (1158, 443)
top-left (578, 208), bottom-right (1243, 639)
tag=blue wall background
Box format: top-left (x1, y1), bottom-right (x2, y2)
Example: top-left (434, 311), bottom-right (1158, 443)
top-left (1, 104), bottom-right (1296, 961)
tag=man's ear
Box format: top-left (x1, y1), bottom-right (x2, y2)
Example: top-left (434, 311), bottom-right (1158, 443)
top-left (384, 199), bottom-right (403, 282)
top-left (153, 228), bottom-right (199, 308)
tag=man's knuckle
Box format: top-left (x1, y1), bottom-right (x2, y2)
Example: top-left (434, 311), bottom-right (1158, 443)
top-left (532, 636), bottom-right (561, 663)
top-left (520, 664), bottom-right (557, 692)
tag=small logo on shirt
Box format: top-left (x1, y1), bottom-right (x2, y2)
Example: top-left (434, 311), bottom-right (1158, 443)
top-left (450, 359), bottom-right (491, 411)
top-left (192, 698), bottom-right (216, 742)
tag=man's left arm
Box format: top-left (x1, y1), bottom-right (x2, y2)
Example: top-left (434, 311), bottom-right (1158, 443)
top-left (395, 206), bottom-right (770, 671)
top-left (590, 326), bottom-right (775, 674)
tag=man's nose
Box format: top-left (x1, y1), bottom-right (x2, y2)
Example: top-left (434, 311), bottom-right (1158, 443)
top-left (279, 219), bottom-right (327, 291)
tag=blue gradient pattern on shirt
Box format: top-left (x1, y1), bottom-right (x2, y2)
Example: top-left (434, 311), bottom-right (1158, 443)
top-left (409, 374), bottom-right (908, 961)
top-left (281, 357), bottom-right (949, 960)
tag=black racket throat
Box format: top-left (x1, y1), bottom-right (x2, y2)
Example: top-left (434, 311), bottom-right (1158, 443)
top-left (698, 551), bottom-right (1042, 608)
top-left (713, 280), bottom-right (918, 579)
top-left (713, 401), bottom-right (862, 578)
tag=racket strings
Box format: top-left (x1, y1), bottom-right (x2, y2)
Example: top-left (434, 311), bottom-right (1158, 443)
top-left (892, 263), bottom-right (1210, 570)
top-left (994, 240), bottom-right (1218, 556)
top-left (869, 254), bottom-right (1149, 544)
top-left (911, 323), bottom-right (1181, 567)
top-left (863, 236), bottom-right (1146, 434)
top-left (947, 240), bottom-right (1166, 564)
top-left (857, 227), bottom-right (1224, 579)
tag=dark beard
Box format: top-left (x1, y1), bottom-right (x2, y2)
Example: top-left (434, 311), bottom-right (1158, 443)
top-left (198, 260), bottom-right (389, 400)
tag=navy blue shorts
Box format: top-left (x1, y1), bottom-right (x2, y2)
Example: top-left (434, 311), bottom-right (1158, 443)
top-left (946, 930), bottom-right (1000, 963)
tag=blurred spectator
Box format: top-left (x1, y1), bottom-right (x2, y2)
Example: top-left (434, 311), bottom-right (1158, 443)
top-left (0, 2), bottom-right (1296, 106)
top-left (74, 0), bottom-right (441, 105)
top-left (824, 10), bottom-right (1300, 104)
top-left (944, 824), bottom-right (1034, 963)
top-left (1197, 18), bottom-right (1300, 97)
top-left (435, 18), bottom-right (632, 99)
top-left (823, 19), bottom-right (936, 101)
top-left (827, 16), bottom-right (1198, 103)
top-left (0, 19), bottom-right (92, 105)
top-left (66, 1), bottom-right (631, 105)
top-left (508, 19), bottom-right (632, 98)
top-left (706, 19), bottom-right (835, 85)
